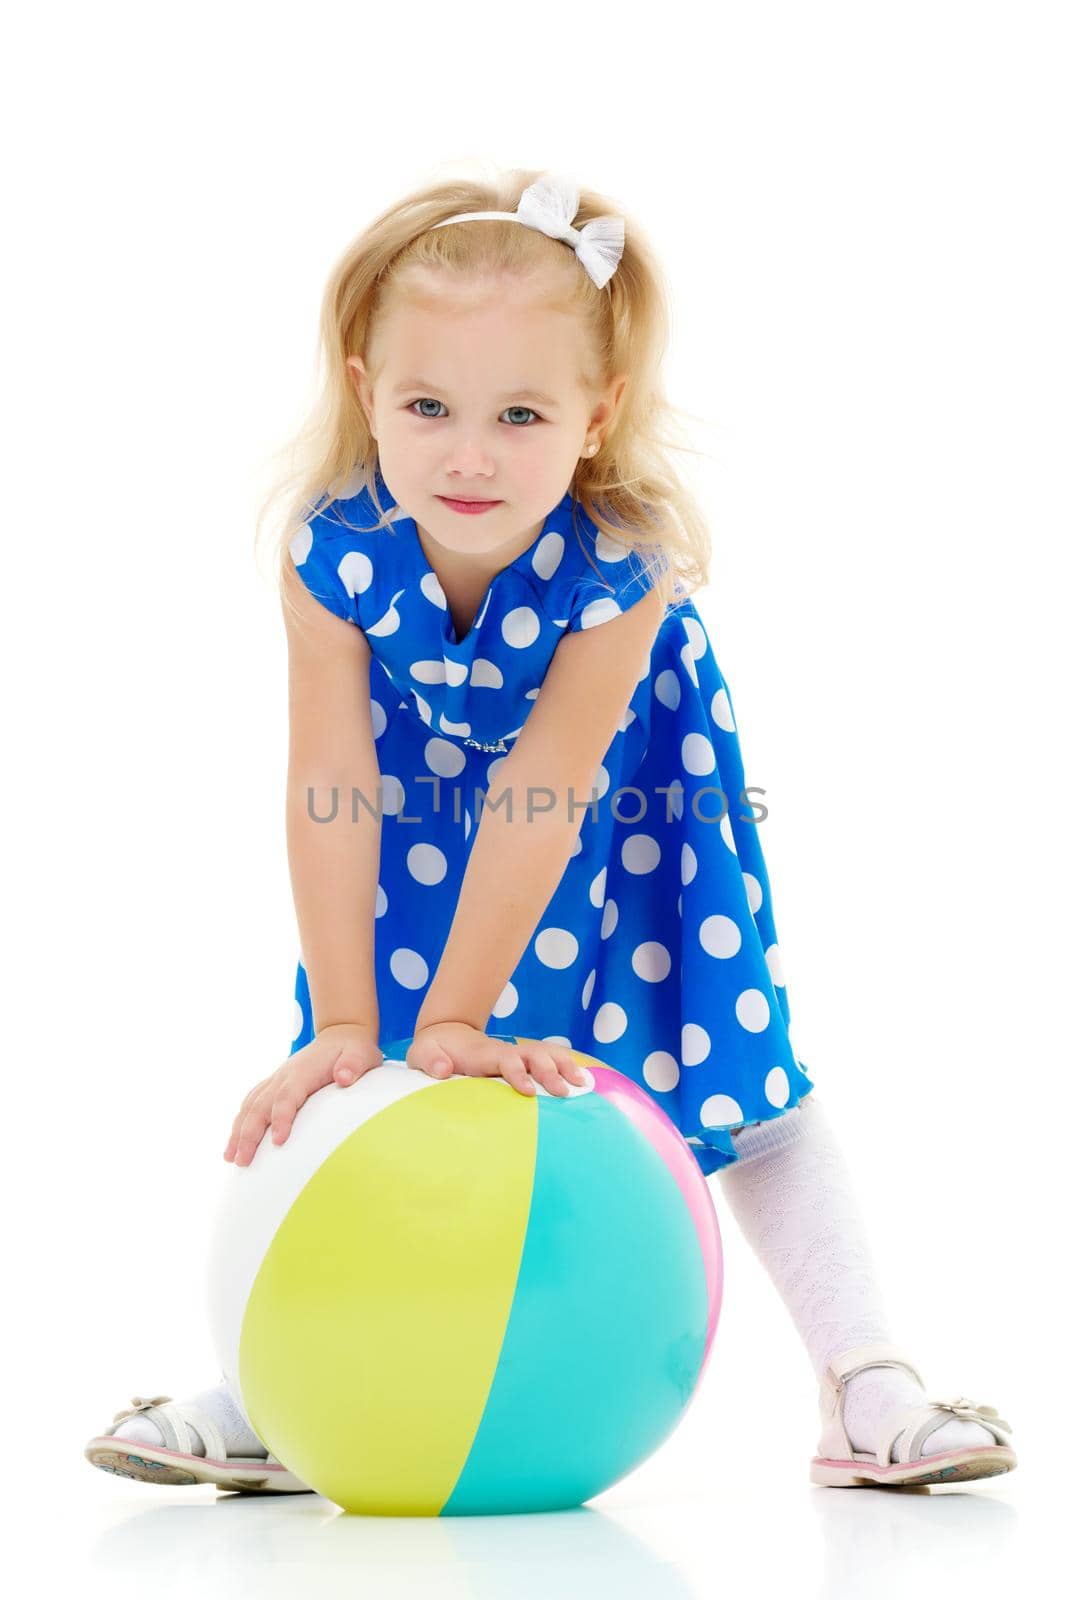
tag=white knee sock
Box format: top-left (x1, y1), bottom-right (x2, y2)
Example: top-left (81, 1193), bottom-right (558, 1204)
top-left (715, 1094), bottom-right (997, 1460)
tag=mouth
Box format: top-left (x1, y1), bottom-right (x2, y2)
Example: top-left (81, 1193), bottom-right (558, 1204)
top-left (436, 495), bottom-right (503, 513)
top-left (437, 495), bottom-right (501, 505)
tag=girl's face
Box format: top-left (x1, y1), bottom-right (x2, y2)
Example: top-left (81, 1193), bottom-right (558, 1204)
top-left (348, 278), bottom-right (625, 565)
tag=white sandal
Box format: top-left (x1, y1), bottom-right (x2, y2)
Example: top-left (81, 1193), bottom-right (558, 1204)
top-left (84, 1394), bottom-right (315, 1494)
top-left (810, 1340), bottom-right (1017, 1488)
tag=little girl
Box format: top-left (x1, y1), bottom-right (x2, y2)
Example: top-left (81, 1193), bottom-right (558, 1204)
top-left (85, 168), bottom-right (1016, 1494)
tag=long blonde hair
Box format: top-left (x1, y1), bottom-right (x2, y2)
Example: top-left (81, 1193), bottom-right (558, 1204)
top-left (254, 163), bottom-right (714, 620)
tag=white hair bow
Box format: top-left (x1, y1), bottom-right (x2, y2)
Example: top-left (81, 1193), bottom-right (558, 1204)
top-left (429, 172), bottom-right (626, 289)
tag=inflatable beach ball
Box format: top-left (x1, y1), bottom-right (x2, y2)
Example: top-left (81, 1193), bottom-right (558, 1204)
top-left (206, 1036), bottom-right (723, 1516)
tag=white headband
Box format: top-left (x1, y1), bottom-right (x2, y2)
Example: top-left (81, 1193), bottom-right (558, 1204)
top-left (428, 172), bottom-right (625, 290)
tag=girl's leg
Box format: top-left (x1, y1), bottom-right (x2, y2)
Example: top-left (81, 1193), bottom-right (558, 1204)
top-left (714, 1093), bottom-right (998, 1460)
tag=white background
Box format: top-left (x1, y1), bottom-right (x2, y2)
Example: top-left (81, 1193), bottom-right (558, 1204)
top-left (4, 1), bottom-right (1062, 1592)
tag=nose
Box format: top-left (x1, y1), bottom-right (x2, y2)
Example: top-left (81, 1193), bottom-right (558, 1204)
top-left (444, 436), bottom-right (496, 476)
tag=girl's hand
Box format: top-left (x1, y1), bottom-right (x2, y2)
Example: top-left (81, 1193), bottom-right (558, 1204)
top-left (406, 1022), bottom-right (588, 1099)
top-left (222, 1023), bottom-right (383, 1167)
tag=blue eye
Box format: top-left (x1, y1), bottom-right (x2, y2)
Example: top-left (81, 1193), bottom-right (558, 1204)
top-left (407, 399), bottom-right (541, 426)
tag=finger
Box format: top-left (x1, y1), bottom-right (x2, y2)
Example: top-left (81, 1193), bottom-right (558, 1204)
top-left (407, 1039), bottom-right (454, 1079)
top-left (225, 1079), bottom-right (269, 1141)
top-left (524, 1048), bottom-right (571, 1098)
top-left (268, 1091), bottom-right (302, 1146)
top-left (224, 1083), bottom-right (274, 1160)
top-left (499, 1049), bottom-right (536, 1096)
top-left (231, 1110), bottom-right (269, 1167)
top-left (333, 1048), bottom-right (381, 1086)
top-left (551, 1050), bottom-right (588, 1088)
top-left (227, 1088), bottom-right (278, 1164)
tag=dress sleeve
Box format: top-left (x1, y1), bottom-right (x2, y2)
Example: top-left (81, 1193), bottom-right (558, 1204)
top-left (567, 535), bottom-right (670, 633)
top-left (286, 514), bottom-right (372, 628)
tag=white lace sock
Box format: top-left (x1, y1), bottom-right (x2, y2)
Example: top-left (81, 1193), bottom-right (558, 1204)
top-left (715, 1094), bottom-right (998, 1461)
top-left (111, 1378), bottom-right (267, 1459)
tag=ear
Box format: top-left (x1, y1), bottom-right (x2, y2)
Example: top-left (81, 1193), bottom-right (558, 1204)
top-left (590, 372), bottom-right (628, 432)
top-left (347, 355), bottom-right (375, 434)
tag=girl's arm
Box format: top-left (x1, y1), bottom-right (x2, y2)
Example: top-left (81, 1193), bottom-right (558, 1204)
top-left (283, 554), bottom-right (383, 1035)
top-left (415, 588), bottom-right (667, 1033)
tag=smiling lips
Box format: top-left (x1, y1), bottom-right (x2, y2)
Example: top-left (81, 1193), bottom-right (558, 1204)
top-left (437, 495), bottom-right (502, 514)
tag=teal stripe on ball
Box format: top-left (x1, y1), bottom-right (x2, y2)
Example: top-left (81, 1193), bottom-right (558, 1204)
top-left (443, 1090), bottom-right (709, 1514)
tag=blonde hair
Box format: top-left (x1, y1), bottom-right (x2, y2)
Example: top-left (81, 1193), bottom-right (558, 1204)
top-left (254, 162), bottom-right (714, 621)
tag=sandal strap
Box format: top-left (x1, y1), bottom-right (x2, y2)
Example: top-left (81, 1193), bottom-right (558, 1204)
top-left (824, 1340), bottom-right (926, 1393)
top-left (106, 1395), bottom-right (228, 1461)
top-left (816, 1343), bottom-right (926, 1463)
top-left (876, 1395), bottom-right (1015, 1467)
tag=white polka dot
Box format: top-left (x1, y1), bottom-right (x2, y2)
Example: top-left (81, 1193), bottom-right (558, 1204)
top-left (682, 616), bottom-right (707, 659)
top-left (744, 871), bottom-right (763, 913)
top-left (535, 928), bottom-right (580, 968)
top-left (668, 779), bottom-right (685, 821)
top-left (680, 842), bottom-right (697, 885)
top-left (681, 1023), bottom-right (712, 1065)
top-left (411, 659), bottom-right (447, 684)
top-left (736, 988), bottom-right (771, 1031)
top-left (764, 1067), bottom-right (790, 1109)
top-left (407, 843), bottom-right (447, 885)
top-left (365, 587), bottom-right (405, 637)
top-left (594, 530), bottom-right (629, 563)
top-left (501, 606), bottom-right (541, 648)
top-left (380, 774), bottom-right (405, 815)
top-left (463, 808), bottom-right (472, 840)
top-left (593, 1002), bottom-right (628, 1043)
top-left (288, 524), bottom-right (313, 564)
top-left (700, 1093), bottom-right (744, 1128)
top-left (491, 982), bottom-right (519, 1018)
top-left (440, 714), bottom-right (472, 736)
top-left (338, 549), bottom-right (374, 597)
top-left (542, 1034), bottom-right (572, 1048)
top-left (643, 1051), bottom-right (680, 1093)
top-left (621, 833), bottom-right (660, 873)
top-left (291, 997), bottom-right (304, 1042)
top-left (764, 943), bottom-right (786, 986)
top-left (679, 642), bottom-right (700, 688)
top-left (600, 898), bottom-right (618, 939)
top-left (589, 866), bottom-right (607, 909)
top-left (424, 737), bottom-right (466, 777)
top-left (578, 595), bottom-right (623, 630)
top-left (443, 657), bottom-right (468, 686)
top-left (711, 687), bottom-right (736, 731)
top-left (532, 530), bottom-right (566, 579)
top-left (681, 732), bottom-right (716, 776)
top-left (720, 813), bottom-right (736, 854)
top-left (700, 914), bottom-right (741, 958)
top-left (470, 658), bottom-right (504, 688)
top-left (421, 571), bottom-right (447, 610)
top-left (581, 969), bottom-right (596, 1009)
top-left (369, 699), bottom-right (387, 739)
top-left (375, 883), bottom-right (388, 918)
top-left (633, 941), bottom-right (671, 981)
top-left (654, 669), bottom-right (681, 710)
top-left (390, 948), bottom-right (429, 989)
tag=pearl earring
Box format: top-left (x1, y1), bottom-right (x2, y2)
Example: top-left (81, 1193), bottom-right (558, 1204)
top-left (585, 441), bottom-right (599, 456)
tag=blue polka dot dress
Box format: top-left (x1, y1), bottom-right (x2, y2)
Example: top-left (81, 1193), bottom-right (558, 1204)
top-left (287, 470), bottom-right (814, 1175)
